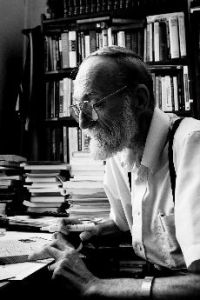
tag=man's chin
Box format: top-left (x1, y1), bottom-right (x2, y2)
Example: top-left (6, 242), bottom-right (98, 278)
top-left (89, 138), bottom-right (113, 161)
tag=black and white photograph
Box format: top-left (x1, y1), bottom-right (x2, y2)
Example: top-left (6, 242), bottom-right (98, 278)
top-left (0, 0), bottom-right (200, 298)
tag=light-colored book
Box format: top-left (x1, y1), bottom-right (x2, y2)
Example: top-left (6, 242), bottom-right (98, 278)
top-left (173, 76), bottom-right (179, 111)
top-left (63, 180), bottom-right (103, 189)
top-left (154, 21), bottom-right (160, 61)
top-left (183, 65), bottom-right (191, 111)
top-left (25, 176), bottom-right (58, 183)
top-left (30, 195), bottom-right (65, 203)
top-left (23, 200), bottom-right (62, 208)
top-left (117, 31), bottom-right (125, 47)
top-left (68, 30), bottom-right (77, 68)
top-left (27, 187), bottom-right (65, 194)
top-left (177, 13), bottom-right (186, 57)
top-left (168, 16), bottom-right (180, 59)
top-left (21, 162), bottom-right (69, 171)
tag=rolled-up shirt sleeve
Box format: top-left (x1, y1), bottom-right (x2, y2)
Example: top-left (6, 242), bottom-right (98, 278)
top-left (175, 130), bottom-right (200, 269)
top-left (103, 156), bottom-right (131, 232)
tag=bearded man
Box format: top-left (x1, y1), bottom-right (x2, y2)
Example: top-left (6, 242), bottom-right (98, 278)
top-left (30, 46), bottom-right (200, 299)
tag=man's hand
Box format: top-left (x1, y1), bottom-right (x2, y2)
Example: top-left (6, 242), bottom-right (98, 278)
top-left (29, 234), bottom-right (98, 297)
top-left (59, 217), bottom-right (101, 246)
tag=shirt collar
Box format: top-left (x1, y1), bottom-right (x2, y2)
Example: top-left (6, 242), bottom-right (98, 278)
top-left (119, 108), bottom-right (171, 173)
top-left (141, 108), bottom-right (170, 173)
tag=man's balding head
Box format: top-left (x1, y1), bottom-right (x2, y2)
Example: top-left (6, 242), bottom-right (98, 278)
top-left (74, 46), bottom-right (155, 110)
top-left (74, 55), bottom-right (123, 102)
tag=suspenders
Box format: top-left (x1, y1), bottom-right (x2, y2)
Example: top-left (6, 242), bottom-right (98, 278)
top-left (168, 118), bottom-right (184, 202)
top-left (128, 117), bottom-right (184, 202)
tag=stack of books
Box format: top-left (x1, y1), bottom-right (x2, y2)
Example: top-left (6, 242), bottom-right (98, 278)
top-left (0, 154), bottom-right (27, 215)
top-left (64, 151), bottom-right (110, 220)
top-left (21, 161), bottom-right (70, 215)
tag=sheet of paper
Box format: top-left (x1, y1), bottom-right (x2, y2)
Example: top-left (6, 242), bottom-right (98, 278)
top-left (0, 231), bottom-right (53, 281)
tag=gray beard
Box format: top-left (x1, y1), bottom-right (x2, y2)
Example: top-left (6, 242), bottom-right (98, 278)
top-left (84, 108), bottom-right (143, 161)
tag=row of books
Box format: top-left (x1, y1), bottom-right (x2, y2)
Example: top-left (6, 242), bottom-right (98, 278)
top-left (144, 12), bottom-right (186, 62)
top-left (21, 161), bottom-right (70, 215)
top-left (45, 78), bottom-right (73, 119)
top-left (20, 154), bottom-right (110, 220)
top-left (44, 11), bottom-right (186, 73)
top-left (150, 65), bottom-right (191, 112)
top-left (44, 22), bottom-right (144, 71)
top-left (45, 67), bottom-right (191, 128)
top-left (46, 0), bottom-right (184, 19)
top-left (44, 127), bottom-right (90, 163)
top-left (47, 0), bottom-right (135, 19)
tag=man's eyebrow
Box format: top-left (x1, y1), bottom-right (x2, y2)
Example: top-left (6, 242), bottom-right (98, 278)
top-left (73, 92), bottom-right (99, 103)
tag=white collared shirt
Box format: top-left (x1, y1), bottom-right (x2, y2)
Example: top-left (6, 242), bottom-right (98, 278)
top-left (104, 108), bottom-right (200, 270)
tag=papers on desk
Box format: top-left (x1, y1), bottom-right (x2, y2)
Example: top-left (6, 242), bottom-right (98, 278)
top-left (7, 215), bottom-right (61, 229)
top-left (0, 259), bottom-right (53, 281)
top-left (0, 231), bottom-right (53, 281)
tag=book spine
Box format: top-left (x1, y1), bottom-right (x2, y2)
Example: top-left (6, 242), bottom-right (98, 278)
top-left (68, 127), bottom-right (79, 162)
top-left (54, 81), bottom-right (60, 118)
top-left (131, 32), bottom-right (138, 54)
top-left (183, 65), bottom-right (191, 111)
top-left (68, 30), bottom-right (77, 68)
top-left (63, 127), bottom-right (68, 163)
top-left (84, 34), bottom-right (90, 58)
top-left (143, 27), bottom-right (147, 62)
top-left (165, 75), bottom-right (173, 112)
top-left (61, 31), bottom-right (69, 68)
top-left (168, 16), bottom-right (180, 59)
top-left (59, 80), bottom-right (64, 118)
top-left (159, 21), bottom-right (169, 61)
top-left (117, 31), bottom-right (126, 47)
top-left (154, 21), bottom-right (160, 62)
top-left (177, 68), bottom-right (185, 111)
top-left (125, 32), bottom-right (132, 50)
top-left (89, 30), bottom-right (97, 52)
top-left (101, 27), bottom-right (108, 47)
top-left (107, 27), bottom-right (113, 46)
top-left (172, 76), bottom-right (179, 111)
top-left (177, 13), bottom-right (187, 57)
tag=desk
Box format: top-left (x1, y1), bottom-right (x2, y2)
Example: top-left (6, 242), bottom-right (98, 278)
top-left (0, 231), bottom-right (54, 298)
top-left (0, 231), bottom-right (144, 299)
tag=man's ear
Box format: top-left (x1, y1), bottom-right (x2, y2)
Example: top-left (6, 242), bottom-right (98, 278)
top-left (132, 84), bottom-right (150, 111)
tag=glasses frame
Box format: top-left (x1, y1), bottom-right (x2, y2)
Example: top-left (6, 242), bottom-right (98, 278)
top-left (69, 85), bottom-right (128, 122)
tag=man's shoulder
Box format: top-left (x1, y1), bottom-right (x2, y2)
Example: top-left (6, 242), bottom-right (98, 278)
top-left (174, 117), bottom-right (200, 145)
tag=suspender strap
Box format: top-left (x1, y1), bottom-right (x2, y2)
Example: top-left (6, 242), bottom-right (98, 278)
top-left (168, 118), bottom-right (184, 202)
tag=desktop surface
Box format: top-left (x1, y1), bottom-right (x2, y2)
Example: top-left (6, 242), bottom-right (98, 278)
top-left (0, 231), bottom-right (53, 281)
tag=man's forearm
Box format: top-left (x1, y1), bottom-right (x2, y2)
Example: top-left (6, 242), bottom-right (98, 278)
top-left (85, 274), bottom-right (200, 299)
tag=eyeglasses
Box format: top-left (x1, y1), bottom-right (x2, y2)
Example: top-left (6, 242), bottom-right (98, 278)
top-left (69, 85), bottom-right (128, 122)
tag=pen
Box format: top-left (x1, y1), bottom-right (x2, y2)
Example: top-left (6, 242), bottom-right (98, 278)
top-left (41, 220), bottom-right (99, 233)
top-left (40, 224), bottom-right (60, 232)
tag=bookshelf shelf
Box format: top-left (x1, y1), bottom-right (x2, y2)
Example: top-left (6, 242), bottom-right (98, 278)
top-left (44, 118), bottom-right (78, 127)
top-left (147, 58), bottom-right (189, 66)
top-left (44, 68), bottom-right (77, 80)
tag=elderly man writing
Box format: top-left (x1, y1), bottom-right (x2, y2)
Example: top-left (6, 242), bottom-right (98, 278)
top-left (30, 46), bottom-right (200, 299)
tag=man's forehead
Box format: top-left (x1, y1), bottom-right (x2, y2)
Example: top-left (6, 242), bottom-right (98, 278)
top-left (73, 56), bottom-right (119, 101)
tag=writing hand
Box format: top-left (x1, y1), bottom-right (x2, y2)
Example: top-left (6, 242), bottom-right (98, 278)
top-left (29, 236), bottom-right (97, 297)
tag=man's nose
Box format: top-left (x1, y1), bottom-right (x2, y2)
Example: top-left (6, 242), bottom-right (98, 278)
top-left (79, 111), bottom-right (92, 129)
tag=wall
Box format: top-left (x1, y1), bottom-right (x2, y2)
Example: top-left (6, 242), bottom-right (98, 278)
top-left (0, 0), bottom-right (46, 154)
top-left (24, 0), bottom-right (46, 29)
